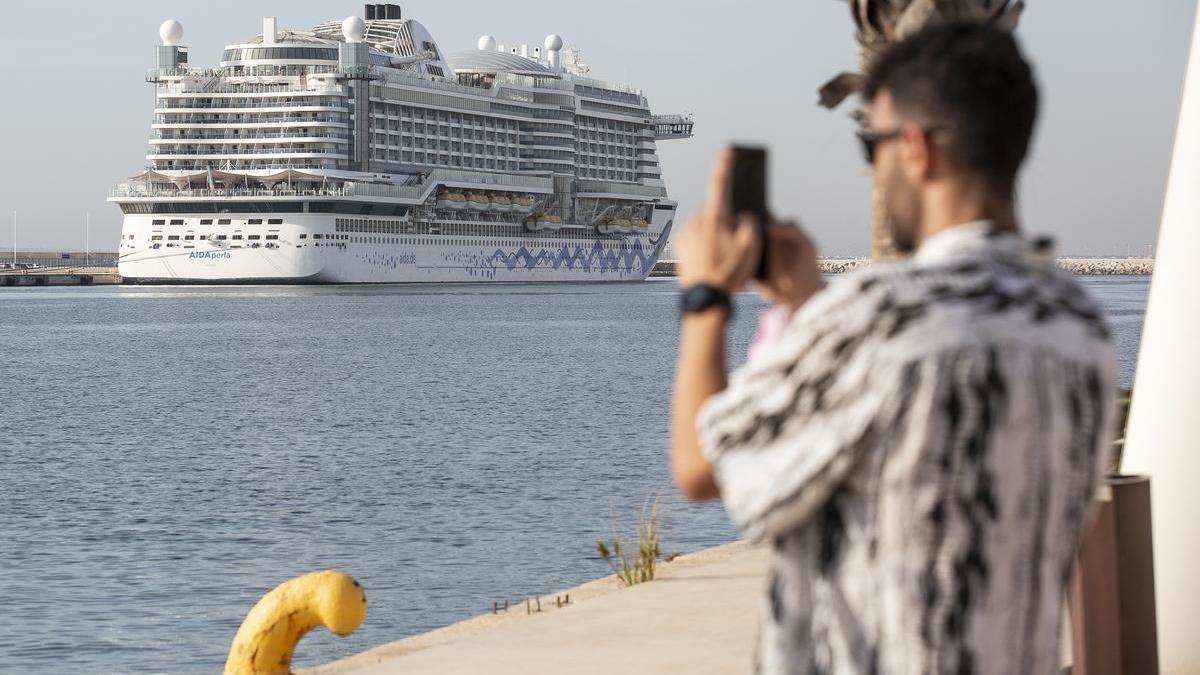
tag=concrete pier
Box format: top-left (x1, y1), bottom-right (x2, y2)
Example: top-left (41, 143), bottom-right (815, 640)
top-left (302, 541), bottom-right (769, 675)
top-left (0, 267), bottom-right (121, 286)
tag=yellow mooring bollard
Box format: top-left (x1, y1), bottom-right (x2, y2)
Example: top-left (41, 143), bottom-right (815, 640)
top-left (224, 570), bottom-right (368, 675)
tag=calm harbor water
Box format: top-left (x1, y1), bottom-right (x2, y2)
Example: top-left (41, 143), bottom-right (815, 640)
top-left (0, 276), bottom-right (1149, 674)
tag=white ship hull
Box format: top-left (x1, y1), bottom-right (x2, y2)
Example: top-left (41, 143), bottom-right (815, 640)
top-left (117, 209), bottom-right (674, 284)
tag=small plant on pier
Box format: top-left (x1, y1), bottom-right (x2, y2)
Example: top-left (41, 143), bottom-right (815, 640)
top-left (596, 493), bottom-right (663, 587)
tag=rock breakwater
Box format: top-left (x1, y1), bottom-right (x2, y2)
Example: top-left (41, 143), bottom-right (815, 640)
top-left (653, 258), bottom-right (1154, 277)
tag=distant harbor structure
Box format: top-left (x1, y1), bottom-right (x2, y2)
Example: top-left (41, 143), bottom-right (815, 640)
top-left (1056, 257), bottom-right (1155, 275)
top-left (0, 252), bottom-right (1153, 285)
top-left (649, 254), bottom-right (1154, 277)
top-left (109, 5), bottom-right (694, 284)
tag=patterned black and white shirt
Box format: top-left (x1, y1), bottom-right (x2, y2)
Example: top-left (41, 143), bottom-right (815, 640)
top-left (698, 223), bottom-right (1116, 675)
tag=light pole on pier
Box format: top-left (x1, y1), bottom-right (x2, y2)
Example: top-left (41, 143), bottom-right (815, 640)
top-left (85, 212), bottom-right (90, 268)
top-left (11, 211), bottom-right (15, 267)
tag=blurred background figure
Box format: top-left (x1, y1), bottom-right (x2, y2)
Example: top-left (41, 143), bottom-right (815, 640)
top-left (820, 0), bottom-right (1027, 260)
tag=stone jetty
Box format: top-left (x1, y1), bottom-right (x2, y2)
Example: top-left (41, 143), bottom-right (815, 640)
top-left (1057, 257), bottom-right (1155, 275)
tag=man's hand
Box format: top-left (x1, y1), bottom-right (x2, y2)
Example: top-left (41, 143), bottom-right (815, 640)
top-left (756, 221), bottom-right (822, 312)
top-left (675, 148), bottom-right (761, 293)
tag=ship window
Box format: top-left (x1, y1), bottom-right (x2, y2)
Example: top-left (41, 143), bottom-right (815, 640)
top-left (313, 234), bottom-right (322, 239)
top-left (232, 235), bottom-right (243, 240)
top-left (217, 235), bottom-right (227, 240)
top-left (247, 235), bottom-right (261, 240)
top-left (200, 219), bottom-right (213, 225)
top-left (218, 218), bottom-right (231, 225)
top-left (266, 235), bottom-right (279, 240)
top-left (300, 234), bottom-right (307, 239)
top-left (170, 219), bottom-right (184, 225)
top-left (185, 235), bottom-right (195, 241)
top-left (152, 219), bottom-right (165, 225)
top-left (248, 219), bottom-right (263, 225)
top-left (151, 235), bottom-right (163, 241)
top-left (167, 235), bottom-right (180, 240)
top-left (267, 219), bottom-right (283, 225)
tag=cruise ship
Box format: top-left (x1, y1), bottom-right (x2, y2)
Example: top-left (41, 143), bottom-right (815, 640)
top-left (108, 5), bottom-right (694, 283)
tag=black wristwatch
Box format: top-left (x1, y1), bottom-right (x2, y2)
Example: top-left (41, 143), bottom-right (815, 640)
top-left (680, 283), bottom-right (732, 318)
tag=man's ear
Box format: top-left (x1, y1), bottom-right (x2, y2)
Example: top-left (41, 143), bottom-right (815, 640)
top-left (900, 123), bottom-right (934, 181)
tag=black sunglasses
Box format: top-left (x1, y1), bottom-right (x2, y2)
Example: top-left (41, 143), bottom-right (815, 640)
top-left (856, 126), bottom-right (943, 164)
top-left (855, 128), bottom-right (903, 164)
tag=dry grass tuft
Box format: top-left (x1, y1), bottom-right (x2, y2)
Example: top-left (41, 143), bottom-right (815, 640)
top-left (596, 493), bottom-right (663, 587)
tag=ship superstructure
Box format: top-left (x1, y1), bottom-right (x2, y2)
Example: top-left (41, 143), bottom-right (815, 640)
top-left (109, 5), bottom-right (693, 283)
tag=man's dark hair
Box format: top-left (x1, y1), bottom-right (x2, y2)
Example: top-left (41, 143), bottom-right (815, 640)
top-left (863, 22), bottom-right (1039, 192)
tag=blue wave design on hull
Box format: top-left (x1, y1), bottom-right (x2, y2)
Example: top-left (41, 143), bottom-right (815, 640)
top-left (442, 220), bottom-right (675, 280)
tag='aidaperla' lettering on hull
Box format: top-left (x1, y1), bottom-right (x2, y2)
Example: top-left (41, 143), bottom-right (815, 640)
top-left (188, 251), bottom-right (232, 260)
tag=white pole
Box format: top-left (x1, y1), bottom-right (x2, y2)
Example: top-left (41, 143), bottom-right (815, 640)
top-left (85, 212), bottom-right (90, 268)
top-left (1121, 4), bottom-right (1200, 674)
top-left (11, 211), bottom-right (15, 267)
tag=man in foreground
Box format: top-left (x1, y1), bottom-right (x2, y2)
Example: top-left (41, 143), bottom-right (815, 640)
top-left (670, 23), bottom-right (1116, 675)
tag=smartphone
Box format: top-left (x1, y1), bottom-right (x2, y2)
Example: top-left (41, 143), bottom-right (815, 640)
top-left (731, 146), bottom-right (769, 279)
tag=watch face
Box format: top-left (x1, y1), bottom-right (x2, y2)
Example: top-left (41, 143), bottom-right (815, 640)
top-left (681, 284), bottom-right (730, 314)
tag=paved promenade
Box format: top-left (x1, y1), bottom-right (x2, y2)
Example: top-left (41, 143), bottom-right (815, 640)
top-left (303, 541), bottom-right (769, 675)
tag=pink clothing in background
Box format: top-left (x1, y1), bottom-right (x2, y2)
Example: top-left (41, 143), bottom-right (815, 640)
top-left (747, 305), bottom-right (794, 363)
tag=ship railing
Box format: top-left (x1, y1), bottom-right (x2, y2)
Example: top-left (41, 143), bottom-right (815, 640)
top-left (380, 71), bottom-right (489, 96)
top-left (147, 149), bottom-right (348, 157)
top-left (652, 113), bottom-right (694, 125)
top-left (158, 82), bottom-right (347, 96)
top-left (493, 73), bottom-right (575, 92)
top-left (109, 183), bottom-right (429, 201)
top-left (518, 128), bottom-right (577, 139)
top-left (339, 183), bottom-right (425, 200)
top-left (150, 65), bottom-right (355, 80)
top-left (151, 131), bottom-right (352, 141)
top-left (147, 67), bottom-right (202, 80)
top-left (154, 115), bottom-right (348, 126)
top-left (110, 170), bottom-right (557, 202)
top-left (337, 65), bottom-right (379, 80)
top-left (574, 87), bottom-right (649, 108)
top-left (227, 65), bottom-right (342, 77)
top-left (156, 100), bottom-right (348, 111)
top-left (139, 163), bottom-right (341, 171)
top-left (575, 180), bottom-right (667, 199)
top-left (518, 139), bottom-right (578, 150)
top-left (564, 74), bottom-right (644, 97)
top-left (110, 186), bottom-right (357, 199)
top-left (423, 169), bottom-right (554, 191)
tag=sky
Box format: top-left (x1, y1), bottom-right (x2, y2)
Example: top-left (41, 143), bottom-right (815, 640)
top-left (0, 0), bottom-right (1194, 256)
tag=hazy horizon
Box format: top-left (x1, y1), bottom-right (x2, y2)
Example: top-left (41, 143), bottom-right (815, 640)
top-left (0, 0), bottom-right (1193, 256)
